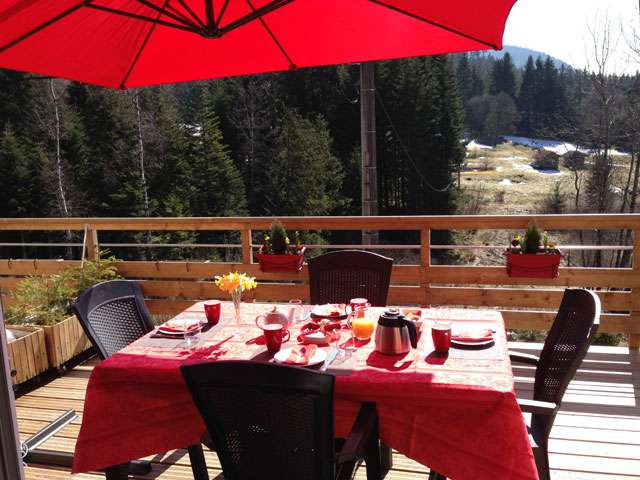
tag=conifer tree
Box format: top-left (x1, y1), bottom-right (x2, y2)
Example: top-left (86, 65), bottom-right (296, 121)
top-left (490, 52), bottom-right (517, 99)
top-left (266, 110), bottom-right (346, 216)
top-left (187, 87), bottom-right (248, 217)
top-left (517, 56), bottom-right (537, 135)
top-left (0, 126), bottom-right (42, 217)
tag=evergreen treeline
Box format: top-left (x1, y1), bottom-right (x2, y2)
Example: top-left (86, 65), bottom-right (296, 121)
top-left (1, 50), bottom-right (639, 263)
top-left (0, 56), bottom-right (464, 256)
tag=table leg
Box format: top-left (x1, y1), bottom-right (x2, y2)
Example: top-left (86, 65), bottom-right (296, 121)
top-left (105, 463), bottom-right (128, 480)
top-left (380, 442), bottom-right (393, 477)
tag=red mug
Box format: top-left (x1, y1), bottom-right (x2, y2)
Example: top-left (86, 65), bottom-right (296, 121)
top-left (204, 300), bottom-right (221, 325)
top-left (431, 322), bottom-right (452, 353)
top-left (263, 324), bottom-right (291, 354)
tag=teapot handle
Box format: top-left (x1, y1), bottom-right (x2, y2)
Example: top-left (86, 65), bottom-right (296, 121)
top-left (403, 318), bottom-right (419, 348)
top-left (255, 314), bottom-right (267, 330)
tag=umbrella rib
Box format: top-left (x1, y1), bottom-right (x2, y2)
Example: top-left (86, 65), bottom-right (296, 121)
top-left (119, 0), bottom-right (170, 89)
top-left (176, 0), bottom-right (207, 29)
top-left (220, 0), bottom-right (292, 35)
top-left (216, 0), bottom-right (231, 26)
top-left (0, 1), bottom-right (85, 54)
top-left (368, 0), bottom-right (499, 50)
top-left (244, 0), bottom-right (295, 68)
top-left (133, 0), bottom-right (198, 29)
top-left (86, 4), bottom-right (200, 34)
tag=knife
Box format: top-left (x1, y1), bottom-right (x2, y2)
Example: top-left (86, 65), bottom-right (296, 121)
top-left (321, 348), bottom-right (339, 372)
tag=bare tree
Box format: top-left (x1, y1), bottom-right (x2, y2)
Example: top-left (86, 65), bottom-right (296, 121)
top-left (49, 79), bottom-right (70, 218)
top-left (132, 90), bottom-right (150, 218)
top-left (584, 12), bottom-right (623, 266)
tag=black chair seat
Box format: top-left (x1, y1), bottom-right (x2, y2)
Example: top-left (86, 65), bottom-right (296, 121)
top-left (181, 361), bottom-right (382, 480)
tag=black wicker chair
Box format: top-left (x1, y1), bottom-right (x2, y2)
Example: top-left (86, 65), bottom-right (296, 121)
top-left (181, 361), bottom-right (382, 480)
top-left (73, 280), bottom-right (154, 359)
top-left (73, 280), bottom-right (208, 480)
top-left (308, 250), bottom-right (393, 307)
top-left (510, 288), bottom-right (601, 480)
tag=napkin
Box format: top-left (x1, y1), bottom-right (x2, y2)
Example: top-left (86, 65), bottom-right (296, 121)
top-left (451, 329), bottom-right (494, 342)
top-left (283, 345), bottom-right (317, 365)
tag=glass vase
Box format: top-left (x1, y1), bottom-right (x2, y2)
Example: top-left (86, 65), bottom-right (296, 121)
top-left (231, 288), bottom-right (242, 336)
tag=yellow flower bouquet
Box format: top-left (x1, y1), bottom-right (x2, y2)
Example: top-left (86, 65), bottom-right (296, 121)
top-left (214, 272), bottom-right (257, 334)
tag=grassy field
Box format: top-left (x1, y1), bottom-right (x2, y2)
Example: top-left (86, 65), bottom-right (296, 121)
top-left (453, 141), bottom-right (631, 266)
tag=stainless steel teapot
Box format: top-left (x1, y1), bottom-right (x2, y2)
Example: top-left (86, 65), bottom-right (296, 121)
top-left (374, 308), bottom-right (418, 355)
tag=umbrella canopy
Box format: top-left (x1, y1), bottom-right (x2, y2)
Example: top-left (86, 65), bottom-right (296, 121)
top-left (0, 0), bottom-right (515, 89)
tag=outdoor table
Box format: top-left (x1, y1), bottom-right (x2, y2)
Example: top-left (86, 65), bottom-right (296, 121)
top-left (72, 302), bottom-right (538, 480)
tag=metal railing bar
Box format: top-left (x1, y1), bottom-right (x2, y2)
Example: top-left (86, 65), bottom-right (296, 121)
top-left (0, 243), bottom-right (82, 247)
top-left (1, 243), bottom-right (632, 251)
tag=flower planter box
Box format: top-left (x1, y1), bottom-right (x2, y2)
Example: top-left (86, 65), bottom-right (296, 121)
top-left (256, 247), bottom-right (306, 272)
top-left (505, 252), bottom-right (561, 278)
top-left (6, 325), bottom-right (48, 385)
top-left (42, 315), bottom-right (92, 369)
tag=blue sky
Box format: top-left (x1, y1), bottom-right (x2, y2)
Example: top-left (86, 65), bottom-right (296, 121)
top-left (503, 0), bottom-right (639, 73)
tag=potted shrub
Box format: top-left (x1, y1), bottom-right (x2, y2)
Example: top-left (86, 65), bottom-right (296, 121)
top-left (255, 221), bottom-right (305, 272)
top-left (5, 325), bottom-right (48, 385)
top-left (6, 254), bottom-right (121, 370)
top-left (505, 221), bottom-right (561, 278)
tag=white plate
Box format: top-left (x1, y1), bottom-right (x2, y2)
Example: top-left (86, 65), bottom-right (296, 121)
top-left (273, 347), bottom-right (327, 367)
top-left (451, 338), bottom-right (494, 347)
top-left (157, 319), bottom-right (203, 336)
top-left (156, 328), bottom-right (187, 336)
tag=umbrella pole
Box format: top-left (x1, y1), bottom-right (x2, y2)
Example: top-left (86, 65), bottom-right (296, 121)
top-left (360, 61), bottom-right (379, 245)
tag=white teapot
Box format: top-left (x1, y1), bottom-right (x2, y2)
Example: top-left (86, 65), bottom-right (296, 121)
top-left (255, 306), bottom-right (301, 330)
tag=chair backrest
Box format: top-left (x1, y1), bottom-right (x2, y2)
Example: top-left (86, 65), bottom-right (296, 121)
top-left (73, 280), bottom-right (154, 359)
top-left (534, 289), bottom-right (601, 405)
top-left (181, 361), bottom-right (336, 480)
top-left (308, 250), bottom-right (393, 307)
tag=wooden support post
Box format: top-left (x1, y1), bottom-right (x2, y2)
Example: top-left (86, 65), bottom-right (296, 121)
top-left (81, 224), bottom-right (99, 266)
top-left (630, 229), bottom-right (640, 350)
top-left (241, 229), bottom-right (252, 265)
top-left (420, 228), bottom-right (431, 306)
top-left (360, 61), bottom-right (378, 245)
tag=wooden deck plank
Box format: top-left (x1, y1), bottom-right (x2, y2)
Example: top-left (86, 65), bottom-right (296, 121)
top-left (16, 343), bottom-right (640, 480)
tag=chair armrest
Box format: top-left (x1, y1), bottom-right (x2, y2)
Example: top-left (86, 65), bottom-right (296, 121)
top-left (509, 351), bottom-right (539, 366)
top-left (517, 398), bottom-right (559, 416)
top-left (336, 402), bottom-right (378, 464)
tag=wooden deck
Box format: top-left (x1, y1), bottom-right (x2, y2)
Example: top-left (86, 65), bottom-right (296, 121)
top-left (17, 343), bottom-right (640, 480)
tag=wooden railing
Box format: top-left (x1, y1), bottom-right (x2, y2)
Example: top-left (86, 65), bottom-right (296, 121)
top-left (0, 214), bottom-right (639, 349)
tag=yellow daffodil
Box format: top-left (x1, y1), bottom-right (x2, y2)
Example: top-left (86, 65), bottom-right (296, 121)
top-left (214, 271), bottom-right (258, 294)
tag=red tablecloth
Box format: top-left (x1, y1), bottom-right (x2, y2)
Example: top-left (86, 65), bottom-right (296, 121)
top-left (72, 303), bottom-right (538, 480)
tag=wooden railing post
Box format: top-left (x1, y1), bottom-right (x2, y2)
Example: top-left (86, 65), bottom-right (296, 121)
top-left (420, 228), bottom-right (431, 306)
top-left (241, 229), bottom-right (252, 265)
top-left (81, 224), bottom-right (99, 265)
top-left (630, 230), bottom-right (640, 350)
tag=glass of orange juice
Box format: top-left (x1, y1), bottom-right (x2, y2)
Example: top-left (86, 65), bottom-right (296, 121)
top-left (351, 306), bottom-right (375, 341)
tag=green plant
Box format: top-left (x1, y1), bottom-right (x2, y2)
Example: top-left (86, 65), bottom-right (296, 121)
top-left (523, 221), bottom-right (542, 254)
top-left (270, 221), bottom-right (289, 255)
top-left (7, 254), bottom-right (121, 326)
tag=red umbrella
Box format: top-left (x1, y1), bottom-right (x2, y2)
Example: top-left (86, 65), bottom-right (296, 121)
top-left (0, 0), bottom-right (515, 88)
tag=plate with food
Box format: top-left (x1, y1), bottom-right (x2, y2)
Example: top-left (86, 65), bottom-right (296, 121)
top-left (310, 303), bottom-right (347, 320)
top-left (450, 329), bottom-right (495, 347)
top-left (297, 320), bottom-right (341, 346)
top-left (274, 345), bottom-right (327, 367)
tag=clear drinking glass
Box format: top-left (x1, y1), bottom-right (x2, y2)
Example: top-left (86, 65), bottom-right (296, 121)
top-left (183, 318), bottom-right (202, 348)
top-left (288, 299), bottom-right (306, 324)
